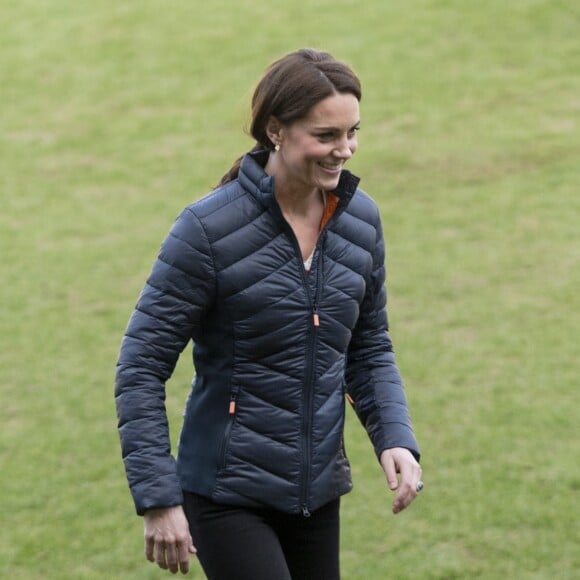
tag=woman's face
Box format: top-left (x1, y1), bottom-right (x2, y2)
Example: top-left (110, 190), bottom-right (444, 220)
top-left (267, 92), bottom-right (360, 196)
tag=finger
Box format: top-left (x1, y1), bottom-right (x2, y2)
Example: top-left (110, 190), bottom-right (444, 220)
top-left (144, 535), bottom-right (155, 563)
top-left (394, 470), bottom-right (424, 513)
top-left (392, 464), bottom-right (418, 513)
top-left (393, 481), bottom-right (417, 513)
top-left (176, 539), bottom-right (191, 574)
top-left (165, 542), bottom-right (179, 574)
top-left (392, 483), bottom-right (416, 514)
top-left (155, 540), bottom-right (168, 570)
top-left (383, 454), bottom-right (399, 490)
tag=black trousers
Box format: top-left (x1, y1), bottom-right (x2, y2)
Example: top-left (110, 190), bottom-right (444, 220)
top-left (183, 492), bottom-right (341, 580)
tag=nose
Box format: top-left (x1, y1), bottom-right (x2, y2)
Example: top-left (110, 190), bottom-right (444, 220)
top-left (334, 134), bottom-right (356, 160)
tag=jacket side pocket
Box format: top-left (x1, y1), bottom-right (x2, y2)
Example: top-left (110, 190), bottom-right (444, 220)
top-left (218, 386), bottom-right (239, 470)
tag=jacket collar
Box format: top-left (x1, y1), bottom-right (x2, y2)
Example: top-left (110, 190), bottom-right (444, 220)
top-left (238, 149), bottom-right (361, 212)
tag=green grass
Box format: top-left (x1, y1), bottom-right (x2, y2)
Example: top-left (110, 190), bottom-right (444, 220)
top-left (1, 1), bottom-right (578, 578)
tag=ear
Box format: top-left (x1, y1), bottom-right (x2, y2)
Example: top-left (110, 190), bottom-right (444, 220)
top-left (265, 116), bottom-right (284, 148)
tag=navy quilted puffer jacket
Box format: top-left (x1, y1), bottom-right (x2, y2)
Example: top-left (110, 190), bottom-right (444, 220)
top-left (115, 150), bottom-right (419, 516)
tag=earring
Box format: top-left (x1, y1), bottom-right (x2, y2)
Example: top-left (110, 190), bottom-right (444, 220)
top-left (274, 144), bottom-right (280, 152)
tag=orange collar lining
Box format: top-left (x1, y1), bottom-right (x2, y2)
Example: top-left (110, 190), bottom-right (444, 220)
top-left (320, 192), bottom-right (339, 231)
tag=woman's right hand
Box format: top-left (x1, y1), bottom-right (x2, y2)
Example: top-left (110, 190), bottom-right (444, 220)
top-left (144, 505), bottom-right (197, 574)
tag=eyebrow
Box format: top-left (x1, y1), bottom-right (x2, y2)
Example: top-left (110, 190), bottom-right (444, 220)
top-left (313, 121), bottom-right (361, 132)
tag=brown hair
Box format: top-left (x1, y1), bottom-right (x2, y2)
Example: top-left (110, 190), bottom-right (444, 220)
top-left (218, 48), bottom-right (362, 186)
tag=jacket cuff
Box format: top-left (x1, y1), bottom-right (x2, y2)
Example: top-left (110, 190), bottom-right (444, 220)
top-left (374, 424), bottom-right (421, 463)
top-left (131, 473), bottom-right (184, 516)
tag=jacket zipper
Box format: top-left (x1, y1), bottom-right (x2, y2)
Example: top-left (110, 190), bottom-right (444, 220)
top-left (298, 241), bottom-right (325, 517)
top-left (300, 302), bottom-right (318, 518)
top-left (275, 203), bottom-right (329, 517)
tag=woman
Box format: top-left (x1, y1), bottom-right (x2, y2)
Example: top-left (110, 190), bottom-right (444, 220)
top-left (116, 48), bottom-right (422, 579)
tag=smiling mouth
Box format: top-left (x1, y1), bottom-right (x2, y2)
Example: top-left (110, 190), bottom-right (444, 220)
top-left (318, 162), bottom-right (342, 171)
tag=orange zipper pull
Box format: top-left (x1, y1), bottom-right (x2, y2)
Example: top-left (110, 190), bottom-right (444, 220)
top-left (313, 312), bottom-right (320, 327)
top-left (229, 400), bottom-right (236, 414)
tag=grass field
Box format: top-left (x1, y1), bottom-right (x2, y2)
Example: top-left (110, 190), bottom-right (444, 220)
top-left (1, 1), bottom-right (578, 578)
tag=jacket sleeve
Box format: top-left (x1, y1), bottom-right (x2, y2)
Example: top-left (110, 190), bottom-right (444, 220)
top-left (115, 207), bottom-right (216, 515)
top-left (345, 210), bottom-right (420, 461)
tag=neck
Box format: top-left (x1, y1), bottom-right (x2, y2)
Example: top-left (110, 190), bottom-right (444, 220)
top-left (265, 154), bottom-right (325, 215)
top-left (276, 187), bottom-right (325, 217)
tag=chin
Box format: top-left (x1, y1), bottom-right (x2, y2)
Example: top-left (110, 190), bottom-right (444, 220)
top-left (320, 177), bottom-right (341, 191)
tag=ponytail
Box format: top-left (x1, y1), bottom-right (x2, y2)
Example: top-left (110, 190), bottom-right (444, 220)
top-left (217, 143), bottom-right (267, 187)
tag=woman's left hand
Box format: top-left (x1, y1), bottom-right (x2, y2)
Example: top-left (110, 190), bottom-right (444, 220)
top-left (380, 447), bottom-right (423, 514)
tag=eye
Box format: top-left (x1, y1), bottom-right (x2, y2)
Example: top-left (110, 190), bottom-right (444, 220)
top-left (348, 126), bottom-right (360, 138)
top-left (316, 132), bottom-right (335, 142)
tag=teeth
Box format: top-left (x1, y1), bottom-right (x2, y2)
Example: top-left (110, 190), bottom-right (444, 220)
top-left (320, 162), bottom-right (341, 170)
